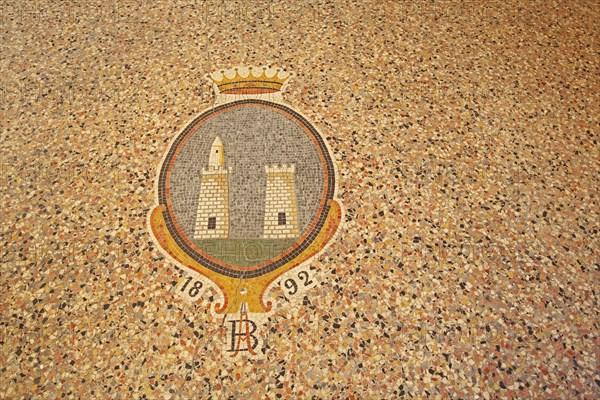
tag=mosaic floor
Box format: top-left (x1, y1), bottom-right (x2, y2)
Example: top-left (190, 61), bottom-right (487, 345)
top-left (1, 0), bottom-right (598, 398)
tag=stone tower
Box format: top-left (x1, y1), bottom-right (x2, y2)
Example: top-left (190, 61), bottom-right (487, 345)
top-left (194, 136), bottom-right (231, 239)
top-left (263, 164), bottom-right (299, 239)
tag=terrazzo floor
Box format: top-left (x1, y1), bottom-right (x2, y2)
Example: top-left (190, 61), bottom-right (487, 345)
top-left (1, 0), bottom-right (599, 399)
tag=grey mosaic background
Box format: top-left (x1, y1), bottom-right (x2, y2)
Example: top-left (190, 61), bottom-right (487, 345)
top-left (169, 105), bottom-right (325, 239)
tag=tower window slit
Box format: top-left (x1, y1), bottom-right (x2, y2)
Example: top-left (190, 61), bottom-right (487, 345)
top-left (278, 212), bottom-right (286, 225)
top-left (207, 217), bottom-right (216, 230)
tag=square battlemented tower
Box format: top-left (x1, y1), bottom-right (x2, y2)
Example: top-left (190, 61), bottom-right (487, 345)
top-left (262, 164), bottom-right (299, 239)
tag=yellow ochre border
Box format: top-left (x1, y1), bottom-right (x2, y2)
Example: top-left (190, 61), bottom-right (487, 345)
top-left (150, 200), bottom-right (341, 314)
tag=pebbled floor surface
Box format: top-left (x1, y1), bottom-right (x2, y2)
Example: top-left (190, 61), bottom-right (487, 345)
top-left (0, 1), bottom-right (598, 398)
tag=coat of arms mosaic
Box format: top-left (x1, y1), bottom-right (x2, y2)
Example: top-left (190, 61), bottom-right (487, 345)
top-left (148, 66), bottom-right (342, 355)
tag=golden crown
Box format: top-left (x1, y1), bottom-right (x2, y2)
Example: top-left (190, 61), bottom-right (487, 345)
top-left (209, 66), bottom-right (290, 95)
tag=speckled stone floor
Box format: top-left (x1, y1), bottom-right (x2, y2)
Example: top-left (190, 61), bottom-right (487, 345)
top-left (1, 0), bottom-right (598, 399)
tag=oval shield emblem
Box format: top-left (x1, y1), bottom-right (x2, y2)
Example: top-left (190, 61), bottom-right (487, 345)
top-left (149, 67), bottom-right (342, 315)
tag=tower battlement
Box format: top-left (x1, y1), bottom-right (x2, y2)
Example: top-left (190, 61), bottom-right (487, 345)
top-left (265, 164), bottom-right (295, 174)
top-left (202, 166), bottom-right (232, 175)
